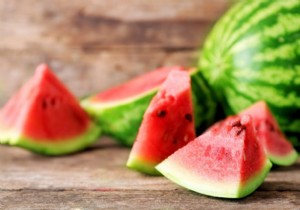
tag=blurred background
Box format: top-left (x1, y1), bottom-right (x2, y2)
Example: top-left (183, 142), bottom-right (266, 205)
top-left (0, 0), bottom-right (231, 105)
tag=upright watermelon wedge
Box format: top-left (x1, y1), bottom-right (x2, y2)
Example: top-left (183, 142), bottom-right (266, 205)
top-left (81, 66), bottom-right (216, 146)
top-left (156, 115), bottom-right (272, 198)
top-left (0, 64), bottom-right (101, 155)
top-left (240, 101), bottom-right (298, 166)
top-left (127, 70), bottom-right (196, 175)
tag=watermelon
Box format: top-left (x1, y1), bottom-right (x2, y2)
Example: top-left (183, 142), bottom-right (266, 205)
top-left (81, 66), bottom-right (216, 146)
top-left (240, 101), bottom-right (298, 166)
top-left (199, 0), bottom-right (300, 149)
top-left (156, 115), bottom-right (272, 198)
top-left (0, 64), bottom-right (101, 155)
top-left (126, 70), bottom-right (196, 175)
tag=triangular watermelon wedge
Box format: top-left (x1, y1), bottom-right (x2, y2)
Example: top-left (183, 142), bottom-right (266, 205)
top-left (126, 70), bottom-right (196, 175)
top-left (0, 64), bottom-right (101, 155)
top-left (240, 101), bottom-right (298, 166)
top-left (81, 66), bottom-right (216, 146)
top-left (156, 115), bottom-right (272, 198)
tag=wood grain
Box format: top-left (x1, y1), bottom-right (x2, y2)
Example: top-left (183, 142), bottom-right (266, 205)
top-left (0, 138), bottom-right (299, 210)
top-left (0, 0), bottom-right (231, 105)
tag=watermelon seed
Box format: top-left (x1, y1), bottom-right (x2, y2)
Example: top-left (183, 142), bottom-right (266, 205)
top-left (185, 114), bottom-right (193, 122)
top-left (231, 120), bottom-right (242, 127)
top-left (157, 110), bottom-right (167, 118)
top-left (42, 99), bottom-right (47, 109)
top-left (236, 126), bottom-right (246, 136)
top-left (50, 98), bottom-right (56, 107)
top-left (265, 120), bottom-right (275, 132)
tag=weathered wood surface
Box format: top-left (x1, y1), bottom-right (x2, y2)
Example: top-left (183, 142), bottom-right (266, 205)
top-left (0, 0), bottom-right (231, 105)
top-left (1, 0), bottom-right (300, 209)
top-left (0, 138), bottom-right (299, 210)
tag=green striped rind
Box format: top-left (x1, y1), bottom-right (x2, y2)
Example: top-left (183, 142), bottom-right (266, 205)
top-left (81, 70), bottom-right (217, 146)
top-left (156, 157), bottom-right (272, 199)
top-left (81, 90), bottom-right (155, 146)
top-left (268, 150), bottom-right (298, 166)
top-left (0, 122), bottom-right (101, 156)
top-left (200, 0), bottom-right (300, 148)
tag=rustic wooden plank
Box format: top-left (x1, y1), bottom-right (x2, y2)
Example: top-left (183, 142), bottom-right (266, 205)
top-left (0, 190), bottom-right (299, 210)
top-left (0, 138), bottom-right (299, 191)
top-left (0, 49), bottom-right (197, 106)
top-left (0, 0), bottom-right (232, 105)
top-left (0, 0), bottom-right (231, 50)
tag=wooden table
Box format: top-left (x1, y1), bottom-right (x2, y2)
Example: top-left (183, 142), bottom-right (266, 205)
top-left (0, 138), bottom-right (299, 209)
top-left (0, 0), bottom-right (299, 209)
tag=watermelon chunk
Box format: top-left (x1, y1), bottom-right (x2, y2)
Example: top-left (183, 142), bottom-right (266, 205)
top-left (156, 115), bottom-right (272, 198)
top-left (81, 66), bottom-right (216, 146)
top-left (0, 64), bottom-right (101, 155)
top-left (126, 70), bottom-right (196, 175)
top-left (240, 101), bottom-right (298, 166)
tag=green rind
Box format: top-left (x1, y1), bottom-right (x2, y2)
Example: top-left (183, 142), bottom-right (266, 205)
top-left (126, 154), bottom-right (161, 176)
top-left (0, 123), bottom-right (101, 156)
top-left (81, 90), bottom-right (156, 146)
top-left (268, 150), bottom-right (299, 166)
top-left (199, 0), bottom-right (300, 148)
top-left (81, 70), bottom-right (217, 146)
top-left (156, 158), bottom-right (272, 199)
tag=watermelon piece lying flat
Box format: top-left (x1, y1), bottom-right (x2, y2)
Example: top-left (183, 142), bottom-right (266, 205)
top-left (240, 101), bottom-right (298, 166)
top-left (127, 70), bottom-right (196, 175)
top-left (0, 64), bottom-right (101, 155)
top-left (81, 66), bottom-right (216, 146)
top-left (156, 115), bottom-right (272, 198)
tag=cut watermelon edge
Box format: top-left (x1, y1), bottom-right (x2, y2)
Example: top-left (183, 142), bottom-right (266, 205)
top-left (267, 150), bottom-right (299, 166)
top-left (0, 122), bottom-right (101, 155)
top-left (126, 154), bottom-right (161, 176)
top-left (81, 88), bottom-right (158, 110)
top-left (156, 158), bottom-right (272, 199)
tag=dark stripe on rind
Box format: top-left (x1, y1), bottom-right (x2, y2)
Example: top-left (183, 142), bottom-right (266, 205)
top-left (225, 3), bottom-right (300, 53)
top-left (221, 0), bottom-right (274, 47)
top-left (190, 71), bottom-right (217, 132)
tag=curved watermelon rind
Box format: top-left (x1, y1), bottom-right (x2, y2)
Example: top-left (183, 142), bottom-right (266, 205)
top-left (81, 70), bottom-right (217, 146)
top-left (267, 150), bottom-right (298, 166)
top-left (0, 123), bottom-right (101, 156)
top-left (199, 0), bottom-right (300, 148)
top-left (81, 89), bottom-right (156, 146)
top-left (156, 158), bottom-right (272, 199)
top-left (126, 155), bottom-right (161, 176)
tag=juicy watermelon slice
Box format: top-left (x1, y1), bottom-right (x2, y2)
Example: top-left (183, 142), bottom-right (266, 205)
top-left (81, 66), bottom-right (216, 146)
top-left (240, 101), bottom-right (298, 166)
top-left (126, 70), bottom-right (196, 175)
top-left (0, 64), bottom-right (101, 155)
top-left (156, 115), bottom-right (272, 198)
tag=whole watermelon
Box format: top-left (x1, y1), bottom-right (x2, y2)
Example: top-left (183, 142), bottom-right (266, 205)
top-left (199, 0), bottom-right (300, 149)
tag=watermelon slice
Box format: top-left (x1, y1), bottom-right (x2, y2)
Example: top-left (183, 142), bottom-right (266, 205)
top-left (0, 64), bottom-right (101, 155)
top-left (240, 101), bottom-right (298, 166)
top-left (81, 66), bottom-right (216, 146)
top-left (156, 115), bottom-right (272, 198)
top-left (126, 70), bottom-right (196, 175)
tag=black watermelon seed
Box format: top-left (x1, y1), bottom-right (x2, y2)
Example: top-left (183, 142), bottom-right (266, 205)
top-left (185, 113), bottom-right (193, 122)
top-left (157, 110), bottom-right (167, 118)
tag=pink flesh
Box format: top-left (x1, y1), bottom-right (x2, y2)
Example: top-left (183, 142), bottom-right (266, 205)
top-left (0, 64), bottom-right (90, 141)
top-left (169, 115), bottom-right (267, 183)
top-left (130, 70), bottom-right (196, 164)
top-left (92, 66), bottom-right (186, 102)
top-left (240, 101), bottom-right (294, 156)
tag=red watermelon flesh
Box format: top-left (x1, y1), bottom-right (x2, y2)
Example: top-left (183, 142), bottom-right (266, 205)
top-left (240, 101), bottom-right (298, 166)
top-left (126, 70), bottom-right (196, 175)
top-left (156, 115), bottom-right (272, 198)
top-left (91, 66), bottom-right (185, 102)
top-left (0, 64), bottom-right (100, 155)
